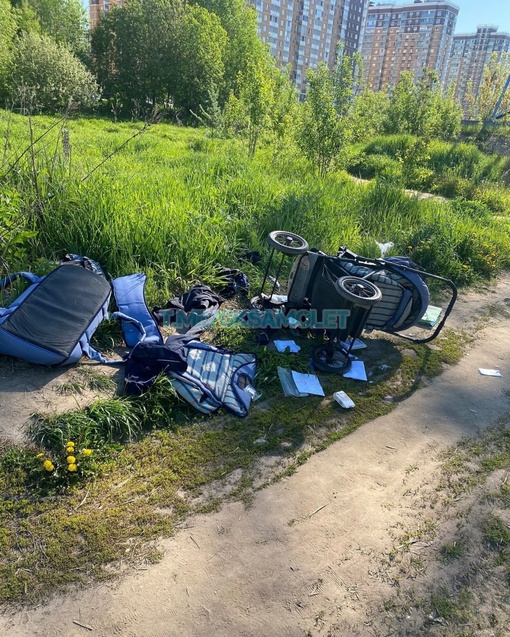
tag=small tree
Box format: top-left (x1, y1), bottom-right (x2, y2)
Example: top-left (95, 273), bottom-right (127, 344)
top-left (9, 31), bottom-right (99, 112)
top-left (297, 51), bottom-right (355, 175)
top-left (385, 69), bottom-right (461, 140)
top-left (465, 52), bottom-right (510, 122)
top-left (348, 88), bottom-right (390, 143)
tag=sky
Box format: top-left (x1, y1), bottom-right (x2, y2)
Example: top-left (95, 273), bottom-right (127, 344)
top-left (453, 0), bottom-right (510, 35)
top-left (78, 0), bottom-right (510, 36)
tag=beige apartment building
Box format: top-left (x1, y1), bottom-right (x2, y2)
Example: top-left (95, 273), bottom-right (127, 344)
top-left (250, 0), bottom-right (369, 95)
top-left (445, 25), bottom-right (510, 112)
top-left (89, 0), bottom-right (124, 29)
top-left (361, 0), bottom-right (458, 91)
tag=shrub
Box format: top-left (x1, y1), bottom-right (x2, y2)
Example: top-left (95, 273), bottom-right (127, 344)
top-left (8, 32), bottom-right (99, 112)
top-left (348, 153), bottom-right (401, 181)
top-left (473, 184), bottom-right (510, 215)
top-left (364, 134), bottom-right (416, 158)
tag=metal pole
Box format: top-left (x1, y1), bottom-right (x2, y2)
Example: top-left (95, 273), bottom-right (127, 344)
top-left (489, 72), bottom-right (510, 122)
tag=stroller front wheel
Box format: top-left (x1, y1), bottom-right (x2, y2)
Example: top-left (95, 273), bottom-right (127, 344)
top-left (267, 231), bottom-right (309, 255)
top-left (311, 343), bottom-right (352, 374)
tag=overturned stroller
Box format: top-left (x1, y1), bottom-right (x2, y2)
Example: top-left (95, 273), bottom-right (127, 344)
top-left (251, 231), bottom-right (458, 374)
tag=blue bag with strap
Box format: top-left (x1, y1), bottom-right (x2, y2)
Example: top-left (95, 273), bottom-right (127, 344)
top-left (0, 264), bottom-right (114, 365)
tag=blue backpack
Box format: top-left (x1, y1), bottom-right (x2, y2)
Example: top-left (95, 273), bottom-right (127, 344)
top-left (0, 264), bottom-right (113, 366)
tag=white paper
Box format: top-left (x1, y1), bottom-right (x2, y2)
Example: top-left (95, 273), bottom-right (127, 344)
top-left (343, 360), bottom-right (368, 381)
top-left (274, 339), bottom-right (301, 353)
top-left (341, 338), bottom-right (367, 351)
top-left (478, 368), bottom-right (503, 377)
top-left (291, 371), bottom-right (325, 396)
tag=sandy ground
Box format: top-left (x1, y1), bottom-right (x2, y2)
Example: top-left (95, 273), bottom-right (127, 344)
top-left (1, 278), bottom-right (510, 636)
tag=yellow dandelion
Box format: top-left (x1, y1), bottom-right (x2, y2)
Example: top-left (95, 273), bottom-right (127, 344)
top-left (36, 452), bottom-right (44, 459)
top-left (66, 441), bottom-right (75, 447)
top-left (68, 463), bottom-right (77, 472)
top-left (66, 456), bottom-right (76, 464)
top-left (81, 449), bottom-right (92, 457)
top-left (43, 459), bottom-right (54, 472)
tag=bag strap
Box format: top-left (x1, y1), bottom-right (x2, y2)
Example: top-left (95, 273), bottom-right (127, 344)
top-left (0, 271), bottom-right (41, 290)
top-left (112, 273), bottom-right (163, 347)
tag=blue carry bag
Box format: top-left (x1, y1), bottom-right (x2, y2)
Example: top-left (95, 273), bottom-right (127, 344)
top-left (0, 264), bottom-right (114, 366)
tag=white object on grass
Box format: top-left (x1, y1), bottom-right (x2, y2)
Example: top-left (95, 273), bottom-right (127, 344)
top-left (274, 340), bottom-right (301, 353)
top-left (333, 391), bottom-right (355, 408)
top-left (291, 371), bottom-right (325, 396)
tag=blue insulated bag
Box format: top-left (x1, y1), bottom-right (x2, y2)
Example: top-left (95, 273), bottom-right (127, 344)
top-left (0, 264), bottom-right (113, 366)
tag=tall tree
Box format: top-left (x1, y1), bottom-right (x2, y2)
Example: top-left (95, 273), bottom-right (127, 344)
top-left (0, 0), bottom-right (16, 100)
top-left (19, 0), bottom-right (87, 56)
top-left (173, 4), bottom-right (227, 115)
top-left (91, 0), bottom-right (184, 115)
top-left (194, 0), bottom-right (267, 103)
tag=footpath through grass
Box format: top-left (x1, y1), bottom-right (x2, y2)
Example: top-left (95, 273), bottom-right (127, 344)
top-left (0, 112), bottom-right (508, 606)
top-left (0, 326), bottom-right (467, 606)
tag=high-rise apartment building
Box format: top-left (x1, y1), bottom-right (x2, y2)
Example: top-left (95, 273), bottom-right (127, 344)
top-left (445, 26), bottom-right (510, 111)
top-left (361, 0), bottom-right (458, 91)
top-left (89, 0), bottom-right (124, 29)
top-left (250, 0), bottom-right (369, 95)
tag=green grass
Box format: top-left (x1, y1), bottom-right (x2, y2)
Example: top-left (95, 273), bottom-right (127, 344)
top-left (1, 112), bottom-right (510, 298)
top-left (347, 133), bottom-right (510, 216)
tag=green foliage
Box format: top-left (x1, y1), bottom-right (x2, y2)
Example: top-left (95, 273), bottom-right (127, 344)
top-left (194, 0), bottom-right (267, 103)
top-left (0, 113), bottom-right (510, 291)
top-left (91, 0), bottom-right (270, 121)
top-left (297, 55), bottom-right (354, 176)
top-left (32, 398), bottom-right (144, 450)
top-left (348, 88), bottom-right (389, 143)
top-left (91, 0), bottom-right (184, 117)
top-left (348, 152), bottom-right (401, 181)
top-left (0, 0), bottom-right (16, 101)
top-left (385, 70), bottom-right (462, 140)
top-left (0, 187), bottom-right (36, 275)
top-left (22, 0), bottom-right (87, 57)
top-left (483, 514), bottom-right (510, 548)
top-left (173, 4), bottom-right (227, 116)
top-left (9, 31), bottom-right (99, 112)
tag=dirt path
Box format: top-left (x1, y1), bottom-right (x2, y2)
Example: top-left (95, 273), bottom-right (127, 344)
top-left (2, 279), bottom-right (510, 636)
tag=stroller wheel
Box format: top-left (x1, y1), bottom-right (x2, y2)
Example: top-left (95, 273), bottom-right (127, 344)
top-left (311, 344), bottom-right (352, 374)
top-left (267, 231), bottom-right (309, 255)
top-left (335, 276), bottom-right (382, 309)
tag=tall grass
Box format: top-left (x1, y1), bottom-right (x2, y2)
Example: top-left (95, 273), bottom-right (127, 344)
top-left (349, 134), bottom-right (510, 214)
top-left (1, 112), bottom-right (509, 297)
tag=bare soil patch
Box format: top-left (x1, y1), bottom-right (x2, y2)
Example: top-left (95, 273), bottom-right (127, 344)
top-left (1, 277), bottom-right (510, 636)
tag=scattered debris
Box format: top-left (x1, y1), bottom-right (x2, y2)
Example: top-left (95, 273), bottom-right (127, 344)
top-left (72, 620), bottom-right (94, 631)
top-left (478, 368), bottom-right (503, 377)
top-left (333, 390), bottom-right (355, 408)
